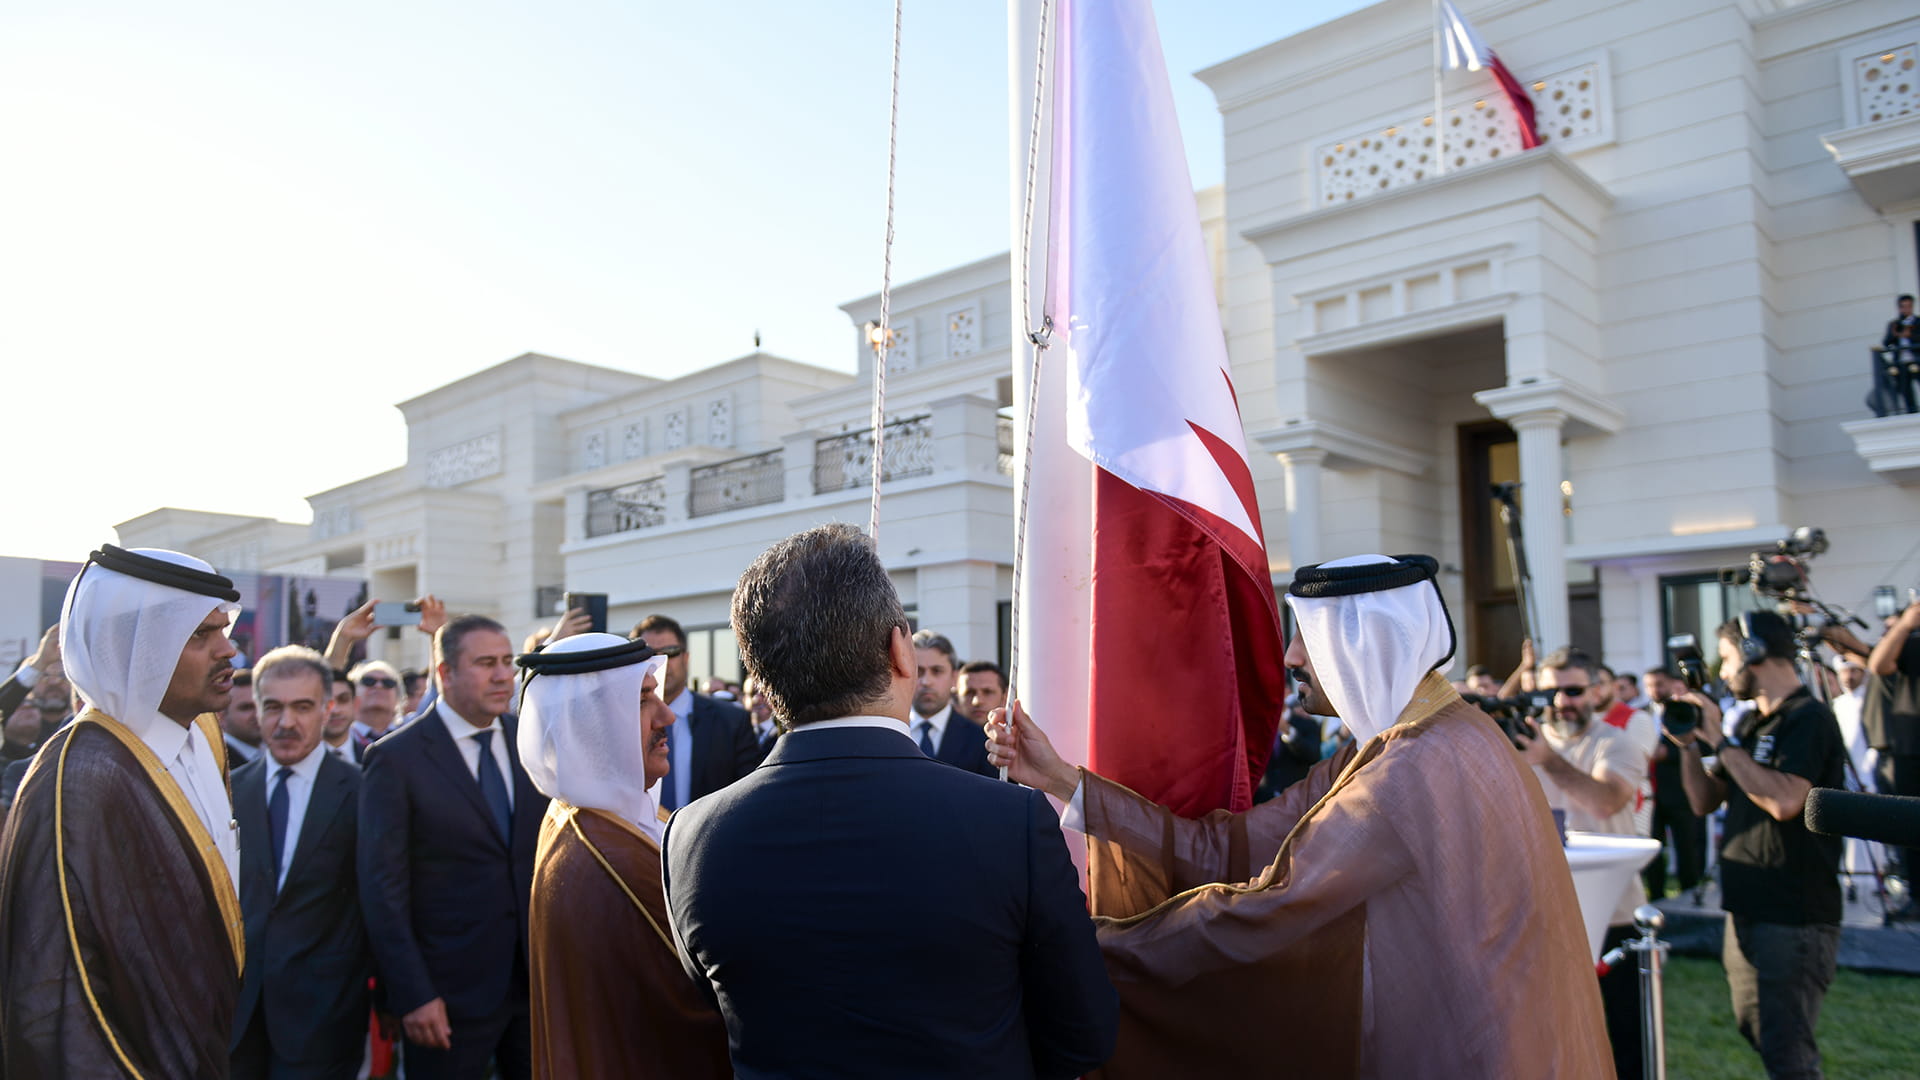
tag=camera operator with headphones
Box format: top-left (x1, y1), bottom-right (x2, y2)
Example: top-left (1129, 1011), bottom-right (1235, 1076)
top-left (1669, 610), bottom-right (1847, 1080)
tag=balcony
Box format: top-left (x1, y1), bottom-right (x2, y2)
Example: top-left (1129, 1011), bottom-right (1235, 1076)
top-left (585, 476), bottom-right (667, 537)
top-left (813, 415), bottom-right (935, 495)
top-left (560, 394), bottom-right (1010, 545)
top-left (690, 450), bottom-right (786, 518)
top-left (1821, 44), bottom-right (1920, 212)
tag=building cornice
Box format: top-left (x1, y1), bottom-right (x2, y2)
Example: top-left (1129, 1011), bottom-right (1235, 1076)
top-left (1251, 420), bottom-right (1429, 476)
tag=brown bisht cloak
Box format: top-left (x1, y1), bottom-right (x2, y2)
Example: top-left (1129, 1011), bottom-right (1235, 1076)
top-left (0, 711), bottom-right (243, 1078)
top-left (529, 802), bottom-right (731, 1080)
top-left (1083, 673), bottom-right (1611, 1079)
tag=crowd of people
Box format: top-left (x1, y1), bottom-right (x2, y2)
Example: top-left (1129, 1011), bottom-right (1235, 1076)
top-left (0, 536), bottom-right (1914, 1079)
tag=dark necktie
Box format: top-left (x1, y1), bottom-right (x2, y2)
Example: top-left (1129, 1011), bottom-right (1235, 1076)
top-left (474, 729), bottom-right (513, 843)
top-left (918, 721), bottom-right (937, 757)
top-left (268, 766), bottom-right (292, 883)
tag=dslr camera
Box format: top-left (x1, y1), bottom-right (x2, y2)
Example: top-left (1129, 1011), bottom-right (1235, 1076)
top-left (1463, 692), bottom-right (1550, 751)
top-left (1662, 634), bottom-right (1709, 736)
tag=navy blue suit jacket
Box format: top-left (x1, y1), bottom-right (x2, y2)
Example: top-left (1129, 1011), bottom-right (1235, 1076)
top-left (685, 693), bottom-right (762, 801)
top-left (929, 709), bottom-right (999, 779)
top-left (357, 706), bottom-right (546, 1021)
top-left (663, 724), bottom-right (1117, 1079)
top-left (231, 751), bottom-right (369, 1065)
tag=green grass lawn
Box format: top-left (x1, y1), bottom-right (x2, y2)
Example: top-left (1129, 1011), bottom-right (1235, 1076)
top-left (1664, 955), bottom-right (1920, 1079)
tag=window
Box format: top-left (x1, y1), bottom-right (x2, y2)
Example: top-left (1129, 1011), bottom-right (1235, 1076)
top-left (1658, 572), bottom-right (1767, 673)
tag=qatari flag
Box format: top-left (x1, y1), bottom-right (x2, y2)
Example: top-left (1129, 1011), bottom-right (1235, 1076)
top-left (1015, 0), bottom-right (1284, 819)
top-left (1440, 0), bottom-right (1540, 148)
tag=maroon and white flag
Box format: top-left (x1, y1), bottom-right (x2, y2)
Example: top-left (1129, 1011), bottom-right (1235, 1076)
top-left (1440, 0), bottom-right (1540, 149)
top-left (1014, 0), bottom-right (1285, 818)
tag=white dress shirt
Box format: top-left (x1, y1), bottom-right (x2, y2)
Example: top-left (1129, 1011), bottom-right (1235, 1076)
top-left (910, 703), bottom-right (955, 753)
top-left (266, 741), bottom-right (328, 891)
top-left (790, 715), bottom-right (915, 739)
top-left (323, 735), bottom-right (354, 764)
top-left (665, 689), bottom-right (695, 811)
top-left (143, 718), bottom-right (240, 887)
top-left (438, 701), bottom-right (514, 810)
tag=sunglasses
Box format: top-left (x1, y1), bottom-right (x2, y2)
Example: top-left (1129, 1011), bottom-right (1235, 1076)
top-left (358, 676), bottom-right (399, 689)
top-left (647, 644), bottom-right (686, 658)
top-left (1549, 685), bottom-right (1587, 697)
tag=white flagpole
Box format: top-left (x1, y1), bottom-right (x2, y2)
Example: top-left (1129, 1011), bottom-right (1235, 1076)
top-left (1433, 0), bottom-right (1446, 176)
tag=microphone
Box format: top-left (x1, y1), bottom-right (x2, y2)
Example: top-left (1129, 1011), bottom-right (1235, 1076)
top-left (1803, 788), bottom-right (1920, 849)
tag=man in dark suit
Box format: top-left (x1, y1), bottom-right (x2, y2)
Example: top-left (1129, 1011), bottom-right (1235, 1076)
top-left (908, 630), bottom-right (998, 778)
top-left (631, 614), bottom-right (760, 810)
top-left (221, 669), bottom-right (263, 771)
top-left (743, 676), bottom-right (778, 764)
top-left (231, 647), bottom-right (369, 1079)
top-left (664, 524), bottom-right (1117, 1078)
top-left (360, 615), bottom-right (547, 1080)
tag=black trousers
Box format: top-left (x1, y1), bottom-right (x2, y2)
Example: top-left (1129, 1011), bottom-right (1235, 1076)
top-left (1645, 800), bottom-right (1707, 897)
top-left (1870, 348), bottom-right (1918, 416)
top-left (401, 1001), bottom-right (532, 1080)
top-left (1723, 916), bottom-right (1840, 1080)
top-left (1599, 923), bottom-right (1645, 1080)
top-left (1874, 754), bottom-right (1920, 881)
top-left (231, 1007), bottom-right (362, 1080)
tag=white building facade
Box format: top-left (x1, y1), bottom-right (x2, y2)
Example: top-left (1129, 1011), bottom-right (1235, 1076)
top-left (117, 0), bottom-right (1920, 682)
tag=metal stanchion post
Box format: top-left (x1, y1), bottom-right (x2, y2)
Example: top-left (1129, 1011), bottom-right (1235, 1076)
top-left (1629, 904), bottom-right (1669, 1080)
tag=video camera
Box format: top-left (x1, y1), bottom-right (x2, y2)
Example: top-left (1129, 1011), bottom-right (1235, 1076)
top-left (1462, 692), bottom-right (1550, 750)
top-left (1723, 526), bottom-right (1827, 602)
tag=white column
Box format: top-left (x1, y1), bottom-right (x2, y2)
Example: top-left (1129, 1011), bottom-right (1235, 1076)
top-left (1511, 410), bottom-right (1569, 650)
top-left (1278, 449), bottom-right (1327, 569)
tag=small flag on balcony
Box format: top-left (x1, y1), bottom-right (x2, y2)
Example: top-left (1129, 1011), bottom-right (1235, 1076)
top-left (1439, 0), bottom-right (1539, 149)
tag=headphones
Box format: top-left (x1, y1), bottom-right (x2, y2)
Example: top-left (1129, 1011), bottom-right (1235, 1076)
top-left (1736, 611), bottom-right (1770, 665)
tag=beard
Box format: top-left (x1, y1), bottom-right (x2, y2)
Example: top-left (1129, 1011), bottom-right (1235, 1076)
top-left (1726, 666), bottom-right (1759, 701)
top-left (1288, 668), bottom-right (1331, 716)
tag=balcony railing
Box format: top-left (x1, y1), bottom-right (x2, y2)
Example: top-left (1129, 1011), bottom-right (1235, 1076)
top-left (586, 476), bottom-right (668, 537)
top-left (813, 414), bottom-right (935, 494)
top-left (691, 450), bottom-right (785, 518)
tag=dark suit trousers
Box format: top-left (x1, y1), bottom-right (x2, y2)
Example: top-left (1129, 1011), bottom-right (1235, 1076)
top-left (402, 998), bottom-right (531, 1080)
top-left (232, 1009), bottom-right (361, 1080)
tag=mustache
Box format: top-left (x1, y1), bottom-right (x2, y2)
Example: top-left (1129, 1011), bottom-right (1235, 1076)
top-left (1287, 667), bottom-right (1313, 688)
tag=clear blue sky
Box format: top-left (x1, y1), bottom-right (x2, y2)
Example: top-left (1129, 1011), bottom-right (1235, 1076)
top-left (1, 0), bottom-right (1374, 562)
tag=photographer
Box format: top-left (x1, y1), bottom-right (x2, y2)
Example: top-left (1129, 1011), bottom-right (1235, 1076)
top-left (1670, 611), bottom-right (1846, 1080)
top-left (1871, 293), bottom-right (1918, 416)
top-left (1513, 646), bottom-right (1649, 1079)
top-left (1644, 667), bottom-right (1707, 900)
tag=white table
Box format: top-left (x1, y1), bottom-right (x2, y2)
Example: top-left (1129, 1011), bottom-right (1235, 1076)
top-left (1564, 831), bottom-right (1663, 961)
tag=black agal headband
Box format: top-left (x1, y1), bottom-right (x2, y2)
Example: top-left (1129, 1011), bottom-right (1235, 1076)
top-left (1287, 554), bottom-right (1458, 670)
top-left (513, 637), bottom-right (659, 714)
top-left (84, 544), bottom-right (240, 603)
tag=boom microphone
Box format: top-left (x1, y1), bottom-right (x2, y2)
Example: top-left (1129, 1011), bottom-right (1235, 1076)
top-left (1804, 788), bottom-right (1920, 849)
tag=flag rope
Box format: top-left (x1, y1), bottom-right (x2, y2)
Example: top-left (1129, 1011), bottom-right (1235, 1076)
top-left (1007, 0), bottom-right (1054, 761)
top-left (869, 0), bottom-right (904, 540)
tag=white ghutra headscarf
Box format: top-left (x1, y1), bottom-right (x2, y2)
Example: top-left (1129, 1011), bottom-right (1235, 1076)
top-left (1284, 554), bottom-right (1456, 747)
top-left (60, 547), bottom-right (242, 742)
top-left (517, 632), bottom-right (670, 842)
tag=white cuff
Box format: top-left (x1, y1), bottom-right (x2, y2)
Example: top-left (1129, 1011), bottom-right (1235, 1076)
top-left (1058, 776), bottom-right (1088, 833)
top-left (11, 664), bottom-right (39, 690)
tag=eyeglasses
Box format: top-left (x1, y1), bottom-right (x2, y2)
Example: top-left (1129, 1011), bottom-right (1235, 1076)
top-left (648, 644), bottom-right (685, 658)
top-left (358, 676), bottom-right (399, 689)
top-left (1549, 685), bottom-right (1587, 698)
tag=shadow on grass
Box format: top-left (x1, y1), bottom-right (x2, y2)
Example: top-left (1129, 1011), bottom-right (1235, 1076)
top-left (1663, 954), bottom-right (1920, 1079)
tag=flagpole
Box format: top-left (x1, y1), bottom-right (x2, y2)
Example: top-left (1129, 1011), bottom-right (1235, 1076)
top-left (1433, 0), bottom-right (1446, 176)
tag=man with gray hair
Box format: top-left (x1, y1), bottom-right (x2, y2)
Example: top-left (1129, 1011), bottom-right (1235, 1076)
top-left (348, 658), bottom-right (405, 754)
top-left (665, 523), bottom-right (1117, 1078)
top-left (991, 553), bottom-right (1610, 1077)
top-left (0, 545), bottom-right (246, 1076)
